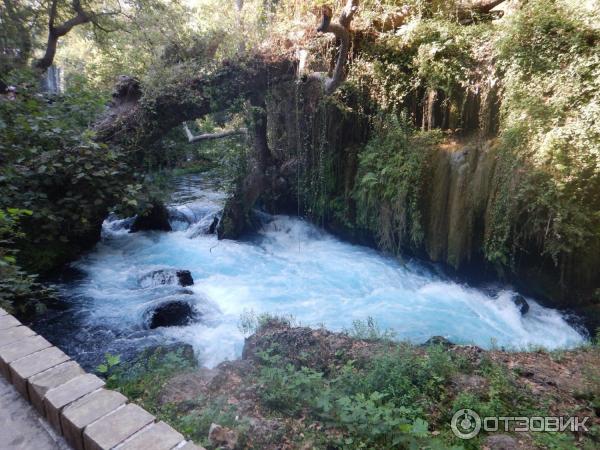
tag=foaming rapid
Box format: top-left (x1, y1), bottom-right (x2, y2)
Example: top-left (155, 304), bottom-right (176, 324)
top-left (35, 175), bottom-right (586, 369)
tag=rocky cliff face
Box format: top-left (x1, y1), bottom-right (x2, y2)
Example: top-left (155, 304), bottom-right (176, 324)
top-left (253, 72), bottom-right (598, 325)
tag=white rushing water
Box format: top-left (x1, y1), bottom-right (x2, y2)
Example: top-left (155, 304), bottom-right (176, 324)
top-left (53, 176), bottom-right (585, 368)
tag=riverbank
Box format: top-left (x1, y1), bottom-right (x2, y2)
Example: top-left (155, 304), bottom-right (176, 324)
top-left (106, 318), bottom-right (600, 449)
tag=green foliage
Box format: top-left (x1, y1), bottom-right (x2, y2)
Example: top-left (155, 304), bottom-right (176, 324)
top-left (355, 113), bottom-right (441, 253)
top-left (256, 350), bottom-right (325, 415)
top-left (0, 0), bottom-right (38, 72)
top-left (96, 353), bottom-right (121, 384)
top-left (102, 347), bottom-right (247, 446)
top-left (348, 15), bottom-right (490, 113)
top-left (0, 208), bottom-right (51, 313)
top-left (0, 70), bottom-right (143, 272)
top-left (167, 396), bottom-right (244, 446)
top-left (497, 0), bottom-right (597, 76)
top-left (343, 0), bottom-right (600, 295)
top-left (238, 310), bottom-right (297, 336)
top-left (453, 359), bottom-right (534, 418)
top-left (102, 347), bottom-right (194, 410)
top-left (346, 317), bottom-right (396, 341)
top-left (255, 344), bottom-right (465, 448)
top-left (484, 0), bottom-right (600, 276)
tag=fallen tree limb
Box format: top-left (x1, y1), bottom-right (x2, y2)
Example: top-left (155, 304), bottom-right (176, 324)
top-left (93, 52), bottom-right (297, 149)
top-left (183, 123), bottom-right (247, 142)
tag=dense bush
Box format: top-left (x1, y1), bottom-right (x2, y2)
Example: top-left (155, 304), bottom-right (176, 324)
top-left (0, 208), bottom-right (51, 313)
top-left (0, 71), bottom-right (142, 274)
top-left (485, 0), bottom-right (600, 277)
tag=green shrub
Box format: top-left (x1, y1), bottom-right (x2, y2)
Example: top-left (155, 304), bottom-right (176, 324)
top-left (355, 113), bottom-right (442, 253)
top-left (101, 347), bottom-right (194, 411)
top-left (484, 0), bottom-right (600, 279)
top-left (256, 343), bottom-right (465, 448)
top-left (0, 208), bottom-right (51, 312)
top-left (0, 70), bottom-right (143, 272)
top-left (346, 317), bottom-right (396, 341)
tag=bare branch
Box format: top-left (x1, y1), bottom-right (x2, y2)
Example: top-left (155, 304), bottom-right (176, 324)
top-left (311, 0), bottom-right (359, 94)
top-left (183, 123), bottom-right (247, 143)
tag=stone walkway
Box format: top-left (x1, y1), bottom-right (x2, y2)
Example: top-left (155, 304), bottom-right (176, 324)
top-left (0, 308), bottom-right (202, 450)
top-left (0, 375), bottom-right (70, 449)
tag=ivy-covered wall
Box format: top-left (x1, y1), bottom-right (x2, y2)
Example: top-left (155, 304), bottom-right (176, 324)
top-left (261, 0), bottom-right (600, 317)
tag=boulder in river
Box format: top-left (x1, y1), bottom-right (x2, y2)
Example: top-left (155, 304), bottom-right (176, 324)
top-left (139, 269), bottom-right (194, 288)
top-left (146, 297), bottom-right (200, 329)
top-left (512, 294), bottom-right (530, 315)
top-left (130, 202), bottom-right (172, 232)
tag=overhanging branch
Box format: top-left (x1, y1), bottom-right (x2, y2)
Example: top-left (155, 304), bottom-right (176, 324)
top-left (183, 122), bottom-right (247, 142)
top-left (311, 0), bottom-right (359, 95)
top-left (35, 0), bottom-right (122, 72)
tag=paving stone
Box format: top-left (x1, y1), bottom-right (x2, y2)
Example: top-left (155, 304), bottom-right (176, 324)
top-left (44, 373), bottom-right (105, 432)
top-left (28, 361), bottom-right (85, 414)
top-left (83, 403), bottom-right (155, 450)
top-left (0, 314), bottom-right (21, 330)
top-left (0, 334), bottom-right (53, 379)
top-left (0, 307), bottom-right (7, 316)
top-left (0, 325), bottom-right (36, 348)
top-left (10, 346), bottom-right (70, 398)
top-left (61, 389), bottom-right (127, 450)
top-left (115, 421), bottom-right (184, 450)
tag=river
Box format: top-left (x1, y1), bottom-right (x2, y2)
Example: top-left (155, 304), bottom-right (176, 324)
top-left (32, 175), bottom-right (586, 370)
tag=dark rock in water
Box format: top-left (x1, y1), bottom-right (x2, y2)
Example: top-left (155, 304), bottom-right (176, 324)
top-left (423, 336), bottom-right (454, 347)
top-left (512, 294), bottom-right (530, 315)
top-left (139, 269), bottom-right (194, 288)
top-left (208, 216), bottom-right (219, 234)
top-left (130, 202), bottom-right (172, 232)
top-left (147, 299), bottom-right (199, 329)
top-left (175, 270), bottom-right (194, 287)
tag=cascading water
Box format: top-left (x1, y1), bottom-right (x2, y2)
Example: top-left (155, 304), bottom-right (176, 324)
top-left (32, 175), bottom-right (586, 370)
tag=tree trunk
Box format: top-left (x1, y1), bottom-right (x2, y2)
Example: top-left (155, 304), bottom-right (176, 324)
top-left (217, 101), bottom-right (272, 239)
top-left (34, 0), bottom-right (92, 72)
top-left (310, 0), bottom-right (359, 94)
top-left (94, 52), bottom-right (297, 149)
top-left (36, 30), bottom-right (60, 73)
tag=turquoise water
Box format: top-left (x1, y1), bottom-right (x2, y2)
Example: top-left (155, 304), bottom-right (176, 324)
top-left (46, 176), bottom-right (586, 368)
